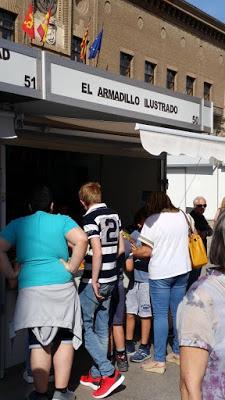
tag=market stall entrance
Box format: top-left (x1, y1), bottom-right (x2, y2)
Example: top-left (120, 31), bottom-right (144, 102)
top-left (0, 38), bottom-right (220, 377)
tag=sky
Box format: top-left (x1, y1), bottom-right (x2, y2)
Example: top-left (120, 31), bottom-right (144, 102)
top-left (186, 0), bottom-right (225, 24)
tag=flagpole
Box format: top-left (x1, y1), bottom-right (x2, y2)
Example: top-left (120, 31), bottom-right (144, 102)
top-left (85, 17), bottom-right (91, 65)
top-left (95, 23), bottom-right (104, 68)
top-left (31, 0), bottom-right (34, 45)
top-left (95, 50), bottom-right (100, 68)
top-left (83, 16), bottom-right (91, 65)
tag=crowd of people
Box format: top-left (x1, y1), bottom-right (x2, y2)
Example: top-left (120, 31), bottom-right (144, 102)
top-left (0, 183), bottom-right (224, 400)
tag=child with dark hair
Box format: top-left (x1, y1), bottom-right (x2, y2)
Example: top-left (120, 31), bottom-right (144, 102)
top-left (125, 207), bottom-right (152, 362)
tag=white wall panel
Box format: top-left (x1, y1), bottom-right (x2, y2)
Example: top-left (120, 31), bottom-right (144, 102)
top-left (218, 167), bottom-right (225, 209)
top-left (167, 168), bottom-right (186, 210)
top-left (168, 166), bottom-right (218, 220)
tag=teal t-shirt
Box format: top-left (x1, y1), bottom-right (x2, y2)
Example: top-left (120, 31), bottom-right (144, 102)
top-left (0, 211), bottom-right (79, 289)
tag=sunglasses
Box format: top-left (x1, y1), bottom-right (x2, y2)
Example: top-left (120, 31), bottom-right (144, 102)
top-left (196, 204), bottom-right (207, 208)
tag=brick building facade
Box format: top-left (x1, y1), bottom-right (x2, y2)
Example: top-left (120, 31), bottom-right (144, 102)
top-left (0, 0), bottom-right (224, 132)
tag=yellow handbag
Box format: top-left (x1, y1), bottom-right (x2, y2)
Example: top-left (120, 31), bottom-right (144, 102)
top-left (188, 233), bottom-right (208, 268)
top-left (181, 211), bottom-right (208, 269)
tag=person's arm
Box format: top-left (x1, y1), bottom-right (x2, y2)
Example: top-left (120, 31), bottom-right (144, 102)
top-left (132, 217), bottom-right (154, 259)
top-left (0, 238), bottom-right (19, 279)
top-left (7, 262), bottom-right (20, 289)
top-left (125, 257), bottom-right (134, 272)
top-left (177, 285), bottom-right (214, 400)
top-left (213, 209), bottom-right (220, 227)
top-left (67, 240), bottom-right (74, 250)
top-left (117, 231), bottom-right (125, 257)
top-left (180, 347), bottom-right (208, 400)
top-left (131, 243), bottom-right (152, 259)
top-left (61, 227), bottom-right (88, 274)
top-left (206, 224), bottom-right (213, 237)
top-left (198, 216), bottom-right (213, 239)
top-left (199, 229), bottom-right (212, 240)
top-left (90, 236), bottom-right (104, 300)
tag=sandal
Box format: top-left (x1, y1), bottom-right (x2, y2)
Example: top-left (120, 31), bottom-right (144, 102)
top-left (142, 360), bottom-right (166, 374)
top-left (166, 352), bottom-right (180, 366)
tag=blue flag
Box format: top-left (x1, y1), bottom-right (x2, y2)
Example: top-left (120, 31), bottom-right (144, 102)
top-left (88, 29), bottom-right (103, 59)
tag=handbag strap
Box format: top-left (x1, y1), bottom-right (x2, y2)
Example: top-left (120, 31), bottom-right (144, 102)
top-left (180, 209), bottom-right (193, 235)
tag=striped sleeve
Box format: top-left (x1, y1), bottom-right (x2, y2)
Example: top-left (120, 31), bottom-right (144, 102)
top-left (83, 215), bottom-right (100, 239)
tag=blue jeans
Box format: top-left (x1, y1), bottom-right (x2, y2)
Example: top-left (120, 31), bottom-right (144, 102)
top-left (149, 273), bottom-right (189, 362)
top-left (79, 282), bottom-right (115, 377)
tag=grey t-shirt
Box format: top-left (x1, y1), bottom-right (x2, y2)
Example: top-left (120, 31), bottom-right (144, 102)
top-left (131, 230), bottom-right (149, 283)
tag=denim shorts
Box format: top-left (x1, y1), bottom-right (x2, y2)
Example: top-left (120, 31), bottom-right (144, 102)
top-left (126, 281), bottom-right (152, 317)
top-left (28, 328), bottom-right (73, 349)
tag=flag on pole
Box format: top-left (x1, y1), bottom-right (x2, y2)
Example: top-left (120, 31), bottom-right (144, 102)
top-left (37, 9), bottom-right (51, 43)
top-left (80, 25), bottom-right (89, 63)
top-left (22, 4), bottom-right (35, 39)
top-left (88, 29), bottom-right (103, 60)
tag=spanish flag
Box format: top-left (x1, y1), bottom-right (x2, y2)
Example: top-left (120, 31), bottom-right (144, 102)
top-left (37, 9), bottom-right (51, 43)
top-left (80, 25), bottom-right (89, 63)
top-left (22, 4), bottom-right (35, 39)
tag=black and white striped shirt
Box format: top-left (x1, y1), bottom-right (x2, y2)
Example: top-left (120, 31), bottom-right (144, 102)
top-left (82, 203), bottom-right (121, 283)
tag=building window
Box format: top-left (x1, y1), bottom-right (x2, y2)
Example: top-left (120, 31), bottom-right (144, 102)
top-left (120, 52), bottom-right (133, 77)
top-left (0, 9), bottom-right (16, 41)
top-left (71, 36), bottom-right (82, 62)
top-left (186, 76), bottom-right (195, 96)
top-left (145, 61), bottom-right (156, 84)
top-left (166, 69), bottom-right (176, 91)
top-left (204, 82), bottom-right (212, 101)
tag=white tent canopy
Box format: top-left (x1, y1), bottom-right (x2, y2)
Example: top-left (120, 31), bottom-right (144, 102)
top-left (136, 123), bottom-right (225, 162)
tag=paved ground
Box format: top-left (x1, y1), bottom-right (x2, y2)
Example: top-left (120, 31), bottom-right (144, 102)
top-left (0, 345), bottom-right (180, 400)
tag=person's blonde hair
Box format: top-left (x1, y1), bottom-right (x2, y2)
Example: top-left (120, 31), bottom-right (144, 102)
top-left (79, 182), bottom-right (102, 206)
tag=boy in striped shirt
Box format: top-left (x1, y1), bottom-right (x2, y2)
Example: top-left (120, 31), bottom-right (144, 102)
top-left (78, 182), bottom-right (125, 399)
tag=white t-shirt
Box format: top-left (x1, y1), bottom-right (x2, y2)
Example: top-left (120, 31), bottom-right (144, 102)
top-left (139, 211), bottom-right (192, 280)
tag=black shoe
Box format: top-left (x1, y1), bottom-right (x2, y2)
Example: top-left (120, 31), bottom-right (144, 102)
top-left (26, 391), bottom-right (49, 400)
top-left (115, 352), bottom-right (129, 372)
top-left (52, 390), bottom-right (75, 400)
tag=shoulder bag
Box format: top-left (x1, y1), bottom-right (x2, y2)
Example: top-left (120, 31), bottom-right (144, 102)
top-left (181, 210), bottom-right (208, 269)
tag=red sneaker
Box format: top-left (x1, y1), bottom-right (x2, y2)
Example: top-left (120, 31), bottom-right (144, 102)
top-left (80, 373), bottom-right (101, 390)
top-left (92, 370), bottom-right (125, 399)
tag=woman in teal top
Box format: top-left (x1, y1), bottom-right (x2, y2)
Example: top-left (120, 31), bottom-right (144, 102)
top-left (0, 185), bottom-right (88, 400)
top-left (2, 210), bottom-right (80, 289)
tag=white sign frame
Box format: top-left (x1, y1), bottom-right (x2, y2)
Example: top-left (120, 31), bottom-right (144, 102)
top-left (45, 52), bottom-right (212, 131)
top-left (0, 41), bottom-right (213, 132)
top-left (0, 38), bottom-right (42, 99)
